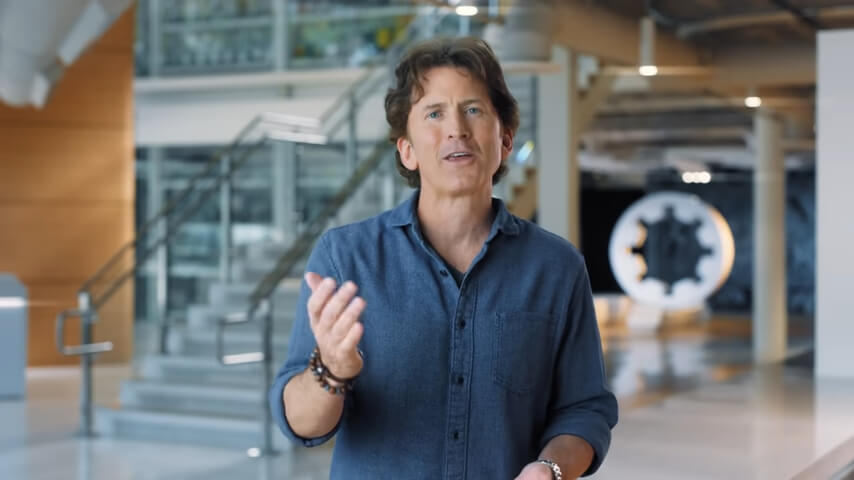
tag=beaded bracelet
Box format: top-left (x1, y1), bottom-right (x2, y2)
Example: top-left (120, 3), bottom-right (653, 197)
top-left (309, 347), bottom-right (357, 395)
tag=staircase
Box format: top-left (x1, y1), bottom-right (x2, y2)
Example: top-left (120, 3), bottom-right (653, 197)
top-left (96, 145), bottom-right (409, 449)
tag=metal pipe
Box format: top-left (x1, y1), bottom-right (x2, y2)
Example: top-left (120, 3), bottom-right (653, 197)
top-left (149, 0), bottom-right (161, 76)
top-left (531, 75), bottom-right (539, 166)
top-left (220, 155), bottom-right (233, 284)
top-left (347, 93), bottom-right (358, 171)
top-left (769, 0), bottom-right (825, 30)
top-left (78, 291), bottom-right (95, 437)
top-left (157, 237), bottom-right (170, 354)
top-left (262, 297), bottom-right (275, 455)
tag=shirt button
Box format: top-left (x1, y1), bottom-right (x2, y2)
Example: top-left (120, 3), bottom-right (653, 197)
top-left (453, 431), bottom-right (460, 440)
top-left (456, 376), bottom-right (464, 385)
top-left (439, 269), bottom-right (449, 277)
top-left (458, 320), bottom-right (466, 329)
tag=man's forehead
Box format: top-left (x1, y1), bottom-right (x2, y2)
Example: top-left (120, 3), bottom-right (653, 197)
top-left (410, 67), bottom-right (489, 105)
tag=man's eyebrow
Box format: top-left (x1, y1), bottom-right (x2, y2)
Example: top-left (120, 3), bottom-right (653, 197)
top-left (422, 102), bottom-right (445, 111)
top-left (421, 99), bottom-right (483, 111)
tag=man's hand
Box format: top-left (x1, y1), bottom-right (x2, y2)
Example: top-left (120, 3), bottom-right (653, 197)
top-left (514, 462), bottom-right (555, 480)
top-left (305, 272), bottom-right (366, 379)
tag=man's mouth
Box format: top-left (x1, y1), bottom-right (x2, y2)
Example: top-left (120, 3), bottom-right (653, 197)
top-left (444, 151), bottom-right (473, 161)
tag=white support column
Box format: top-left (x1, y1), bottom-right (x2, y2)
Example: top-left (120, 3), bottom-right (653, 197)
top-left (537, 45), bottom-right (580, 246)
top-left (816, 30), bottom-right (854, 379)
top-left (753, 109), bottom-right (787, 364)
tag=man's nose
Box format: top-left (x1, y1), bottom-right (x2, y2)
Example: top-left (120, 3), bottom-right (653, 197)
top-left (447, 110), bottom-right (471, 139)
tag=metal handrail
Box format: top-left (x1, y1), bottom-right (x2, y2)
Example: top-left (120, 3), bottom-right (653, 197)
top-left (214, 137), bottom-right (391, 362)
top-left (90, 136), bottom-right (268, 311)
top-left (216, 137), bottom-right (392, 457)
top-left (55, 5), bottom-right (445, 440)
top-left (79, 116), bottom-right (264, 295)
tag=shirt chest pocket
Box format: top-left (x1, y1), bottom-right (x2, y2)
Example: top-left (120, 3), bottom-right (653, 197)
top-left (492, 311), bottom-right (557, 395)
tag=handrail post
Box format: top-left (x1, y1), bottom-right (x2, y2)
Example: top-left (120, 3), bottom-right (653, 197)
top-left (261, 296), bottom-right (275, 455)
top-left (151, 147), bottom-right (171, 354)
top-left (347, 92), bottom-right (358, 171)
top-left (220, 154), bottom-right (233, 284)
top-left (157, 226), bottom-right (171, 354)
top-left (78, 291), bottom-right (95, 437)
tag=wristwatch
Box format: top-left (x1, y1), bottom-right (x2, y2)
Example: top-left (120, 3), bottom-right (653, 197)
top-left (537, 459), bottom-right (562, 480)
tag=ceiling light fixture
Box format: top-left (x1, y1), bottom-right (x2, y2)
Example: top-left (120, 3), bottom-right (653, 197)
top-left (456, 5), bottom-right (478, 16)
top-left (744, 87), bottom-right (762, 108)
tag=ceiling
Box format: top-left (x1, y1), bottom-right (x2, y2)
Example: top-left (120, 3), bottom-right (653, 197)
top-left (534, 0), bottom-right (840, 168)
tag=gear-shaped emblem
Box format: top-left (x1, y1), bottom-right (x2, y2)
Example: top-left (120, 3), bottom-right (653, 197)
top-left (629, 205), bottom-right (713, 295)
top-left (609, 192), bottom-right (734, 310)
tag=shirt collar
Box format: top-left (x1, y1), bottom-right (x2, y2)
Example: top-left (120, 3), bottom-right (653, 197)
top-left (387, 190), bottom-right (521, 238)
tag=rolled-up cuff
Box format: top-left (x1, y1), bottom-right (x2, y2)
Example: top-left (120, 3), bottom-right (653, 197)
top-left (269, 365), bottom-right (343, 447)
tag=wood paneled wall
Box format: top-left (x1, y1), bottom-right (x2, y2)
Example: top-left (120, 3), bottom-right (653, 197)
top-left (0, 10), bottom-right (136, 366)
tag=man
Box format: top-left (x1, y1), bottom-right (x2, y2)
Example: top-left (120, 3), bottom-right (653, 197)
top-left (270, 37), bottom-right (618, 479)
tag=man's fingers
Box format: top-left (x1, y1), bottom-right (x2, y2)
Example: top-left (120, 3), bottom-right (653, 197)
top-left (304, 272), bottom-right (322, 292)
top-left (330, 296), bottom-right (365, 342)
top-left (306, 277), bottom-right (337, 328)
top-left (318, 281), bottom-right (358, 331)
top-left (339, 321), bottom-right (364, 353)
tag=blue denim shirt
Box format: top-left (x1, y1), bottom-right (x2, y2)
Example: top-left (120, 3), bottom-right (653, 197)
top-left (270, 191), bottom-right (618, 479)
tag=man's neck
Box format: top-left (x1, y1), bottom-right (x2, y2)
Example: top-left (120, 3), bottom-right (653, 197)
top-left (416, 187), bottom-right (494, 273)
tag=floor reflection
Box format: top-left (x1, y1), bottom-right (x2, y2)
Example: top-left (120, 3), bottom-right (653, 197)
top-left (4, 314), bottom-right (848, 480)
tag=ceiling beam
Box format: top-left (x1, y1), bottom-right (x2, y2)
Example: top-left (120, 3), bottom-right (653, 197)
top-left (551, 1), bottom-right (699, 67)
top-left (677, 5), bottom-right (854, 37)
top-left (550, 1), bottom-right (816, 90)
top-left (709, 44), bottom-right (815, 87)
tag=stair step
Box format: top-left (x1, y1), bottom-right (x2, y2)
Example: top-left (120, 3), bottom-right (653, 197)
top-left (138, 354), bottom-right (287, 388)
top-left (187, 303), bottom-right (296, 329)
top-left (167, 327), bottom-right (291, 356)
top-left (233, 259), bottom-right (308, 283)
top-left (206, 280), bottom-right (301, 308)
top-left (95, 407), bottom-right (293, 450)
top-left (120, 380), bottom-right (266, 419)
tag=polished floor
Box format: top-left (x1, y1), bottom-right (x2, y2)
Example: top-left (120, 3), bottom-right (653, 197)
top-left (2, 316), bottom-right (853, 479)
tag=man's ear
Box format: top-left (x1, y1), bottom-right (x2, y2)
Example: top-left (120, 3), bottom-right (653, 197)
top-left (500, 130), bottom-right (514, 162)
top-left (397, 136), bottom-right (417, 171)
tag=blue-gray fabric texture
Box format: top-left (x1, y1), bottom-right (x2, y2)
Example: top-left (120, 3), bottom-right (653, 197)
top-left (269, 191), bottom-right (618, 479)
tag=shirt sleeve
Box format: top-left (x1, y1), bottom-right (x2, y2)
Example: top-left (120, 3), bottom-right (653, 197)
top-left (540, 263), bottom-right (619, 476)
top-left (268, 232), bottom-right (349, 447)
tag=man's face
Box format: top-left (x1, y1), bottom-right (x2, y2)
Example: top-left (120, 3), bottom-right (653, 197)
top-left (397, 66), bottom-right (513, 198)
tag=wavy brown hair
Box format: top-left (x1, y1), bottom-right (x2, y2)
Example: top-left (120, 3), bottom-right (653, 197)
top-left (384, 37), bottom-right (520, 188)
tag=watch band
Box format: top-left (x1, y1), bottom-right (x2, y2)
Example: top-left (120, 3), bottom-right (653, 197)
top-left (537, 459), bottom-right (563, 480)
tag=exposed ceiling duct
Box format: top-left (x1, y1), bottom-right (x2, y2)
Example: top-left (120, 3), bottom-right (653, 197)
top-left (482, 1), bottom-right (553, 62)
top-left (0, 0), bottom-right (132, 108)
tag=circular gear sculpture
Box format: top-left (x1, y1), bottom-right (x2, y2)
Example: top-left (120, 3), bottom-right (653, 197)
top-left (609, 192), bottom-right (735, 311)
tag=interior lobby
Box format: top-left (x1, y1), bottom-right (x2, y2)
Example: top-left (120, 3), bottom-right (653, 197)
top-left (1, 0), bottom-right (853, 478)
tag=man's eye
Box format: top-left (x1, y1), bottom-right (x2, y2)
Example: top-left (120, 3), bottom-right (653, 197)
top-left (466, 107), bottom-right (481, 114)
top-left (427, 111), bottom-right (441, 119)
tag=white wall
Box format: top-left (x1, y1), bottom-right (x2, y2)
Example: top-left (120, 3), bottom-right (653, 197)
top-left (816, 30), bottom-right (854, 379)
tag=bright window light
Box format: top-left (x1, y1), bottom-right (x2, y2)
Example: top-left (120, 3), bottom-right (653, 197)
top-left (456, 5), bottom-right (478, 16)
top-left (638, 65), bottom-right (658, 77)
